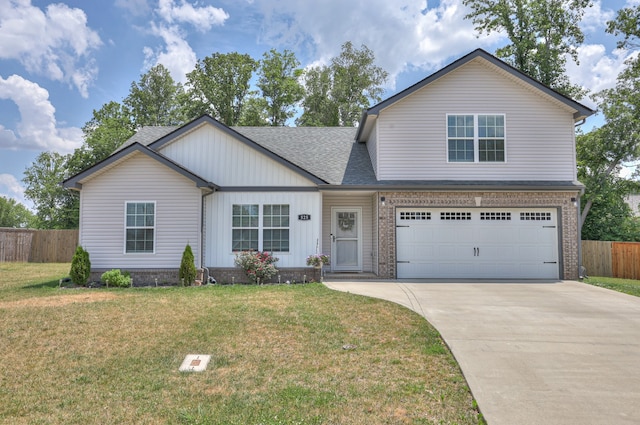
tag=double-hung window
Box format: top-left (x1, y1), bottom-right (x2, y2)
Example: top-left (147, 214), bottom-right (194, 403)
top-left (263, 204), bottom-right (290, 252)
top-left (232, 204), bottom-right (290, 252)
top-left (125, 202), bottom-right (155, 253)
top-left (447, 114), bottom-right (505, 162)
top-left (232, 204), bottom-right (259, 251)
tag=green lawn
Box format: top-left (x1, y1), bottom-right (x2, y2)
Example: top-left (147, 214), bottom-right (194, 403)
top-left (0, 263), bottom-right (483, 424)
top-left (583, 276), bottom-right (640, 297)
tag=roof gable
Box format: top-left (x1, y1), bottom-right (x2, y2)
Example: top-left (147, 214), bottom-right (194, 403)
top-left (356, 49), bottom-right (594, 141)
top-left (148, 115), bottom-right (329, 185)
top-left (63, 142), bottom-right (217, 191)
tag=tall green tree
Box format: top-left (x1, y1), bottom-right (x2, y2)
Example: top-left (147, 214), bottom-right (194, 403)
top-left (331, 42), bottom-right (389, 126)
top-left (124, 64), bottom-right (186, 127)
top-left (607, 4), bottom-right (640, 50)
top-left (297, 42), bottom-right (388, 127)
top-left (0, 196), bottom-right (35, 228)
top-left (297, 66), bottom-right (338, 126)
top-left (577, 126), bottom-right (640, 240)
top-left (463, 0), bottom-right (591, 98)
top-left (23, 151), bottom-right (78, 229)
top-left (257, 49), bottom-right (305, 126)
top-left (186, 52), bottom-right (258, 125)
top-left (237, 95), bottom-right (269, 126)
top-left (69, 101), bottom-right (135, 174)
top-left (577, 4), bottom-right (640, 240)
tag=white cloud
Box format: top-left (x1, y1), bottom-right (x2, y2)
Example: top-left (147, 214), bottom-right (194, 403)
top-left (0, 0), bottom-right (102, 97)
top-left (251, 0), bottom-right (499, 88)
top-left (143, 0), bottom-right (229, 83)
top-left (116, 0), bottom-right (152, 17)
top-left (565, 45), bottom-right (637, 108)
top-left (0, 75), bottom-right (83, 153)
top-left (581, 0), bottom-right (616, 33)
top-left (143, 23), bottom-right (197, 84)
top-left (157, 0), bottom-right (229, 31)
top-left (0, 173), bottom-right (31, 208)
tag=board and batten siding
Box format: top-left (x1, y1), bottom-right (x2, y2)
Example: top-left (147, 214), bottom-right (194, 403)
top-left (205, 191), bottom-right (322, 268)
top-left (158, 124), bottom-right (315, 187)
top-left (374, 59), bottom-right (578, 181)
top-left (79, 153), bottom-right (202, 270)
top-left (322, 194), bottom-right (374, 273)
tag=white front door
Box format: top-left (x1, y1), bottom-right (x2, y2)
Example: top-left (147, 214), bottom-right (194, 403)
top-left (331, 207), bottom-right (362, 272)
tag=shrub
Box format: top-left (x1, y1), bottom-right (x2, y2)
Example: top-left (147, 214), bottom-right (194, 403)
top-left (306, 253), bottom-right (330, 267)
top-left (69, 246), bottom-right (91, 286)
top-left (234, 251), bottom-right (279, 284)
top-left (101, 269), bottom-right (131, 288)
top-left (179, 243), bottom-right (197, 286)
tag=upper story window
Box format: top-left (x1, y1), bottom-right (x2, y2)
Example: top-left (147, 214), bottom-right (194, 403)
top-left (447, 114), bottom-right (505, 163)
top-left (125, 202), bottom-right (155, 253)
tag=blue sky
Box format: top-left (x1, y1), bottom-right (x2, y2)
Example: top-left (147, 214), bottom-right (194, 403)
top-left (0, 0), bottom-right (637, 207)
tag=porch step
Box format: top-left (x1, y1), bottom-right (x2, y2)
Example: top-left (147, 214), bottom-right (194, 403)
top-left (323, 272), bottom-right (379, 281)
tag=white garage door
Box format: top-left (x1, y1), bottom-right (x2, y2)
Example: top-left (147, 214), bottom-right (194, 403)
top-left (396, 208), bottom-right (559, 279)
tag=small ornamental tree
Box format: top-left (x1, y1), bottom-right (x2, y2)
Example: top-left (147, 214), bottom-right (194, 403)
top-left (69, 245), bottom-right (91, 286)
top-left (234, 251), bottom-right (278, 284)
top-left (179, 243), bottom-right (197, 286)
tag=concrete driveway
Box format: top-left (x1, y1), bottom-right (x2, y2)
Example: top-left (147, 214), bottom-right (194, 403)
top-left (324, 279), bottom-right (640, 425)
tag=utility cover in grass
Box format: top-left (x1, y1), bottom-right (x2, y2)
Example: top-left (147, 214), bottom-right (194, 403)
top-left (179, 354), bottom-right (211, 372)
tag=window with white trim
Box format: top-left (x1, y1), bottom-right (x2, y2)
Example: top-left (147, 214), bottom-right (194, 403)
top-left (263, 204), bottom-right (290, 252)
top-left (232, 204), bottom-right (290, 252)
top-left (232, 204), bottom-right (259, 251)
top-left (447, 114), bottom-right (505, 162)
top-left (125, 202), bottom-right (155, 253)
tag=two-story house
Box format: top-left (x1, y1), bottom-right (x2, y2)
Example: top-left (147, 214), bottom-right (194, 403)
top-left (64, 49), bottom-right (593, 283)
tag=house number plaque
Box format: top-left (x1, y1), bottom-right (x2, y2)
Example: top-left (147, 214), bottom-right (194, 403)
top-left (298, 214), bottom-right (311, 220)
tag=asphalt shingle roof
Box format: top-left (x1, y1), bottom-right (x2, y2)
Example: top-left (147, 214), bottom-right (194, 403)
top-left (119, 124), bottom-right (375, 185)
top-left (231, 127), bottom-right (376, 185)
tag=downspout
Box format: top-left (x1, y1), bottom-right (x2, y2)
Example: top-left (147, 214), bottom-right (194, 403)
top-left (201, 187), bottom-right (216, 282)
top-left (574, 118), bottom-right (586, 278)
top-left (577, 188), bottom-right (585, 279)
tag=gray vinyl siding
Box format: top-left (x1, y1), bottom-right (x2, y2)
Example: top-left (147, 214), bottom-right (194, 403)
top-left (157, 124), bottom-right (315, 187)
top-left (374, 59), bottom-right (578, 181)
top-left (322, 194), bottom-right (374, 273)
top-left (79, 153), bottom-right (202, 270)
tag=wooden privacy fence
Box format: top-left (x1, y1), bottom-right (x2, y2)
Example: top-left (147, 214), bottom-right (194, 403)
top-left (0, 228), bottom-right (78, 263)
top-left (582, 240), bottom-right (640, 280)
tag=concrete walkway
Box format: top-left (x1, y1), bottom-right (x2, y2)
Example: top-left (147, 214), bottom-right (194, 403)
top-left (324, 280), bottom-right (640, 425)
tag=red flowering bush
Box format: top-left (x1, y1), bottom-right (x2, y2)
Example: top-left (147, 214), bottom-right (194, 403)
top-left (234, 251), bottom-right (279, 284)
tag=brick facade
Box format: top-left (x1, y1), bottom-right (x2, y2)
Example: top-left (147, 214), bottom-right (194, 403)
top-left (376, 191), bottom-right (580, 280)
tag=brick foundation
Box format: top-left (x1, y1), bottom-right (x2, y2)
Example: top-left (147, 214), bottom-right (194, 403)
top-left (376, 191), bottom-right (580, 280)
top-left (89, 267), bottom-right (322, 286)
top-left (207, 267), bottom-right (321, 284)
top-left (90, 269), bottom-right (179, 286)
